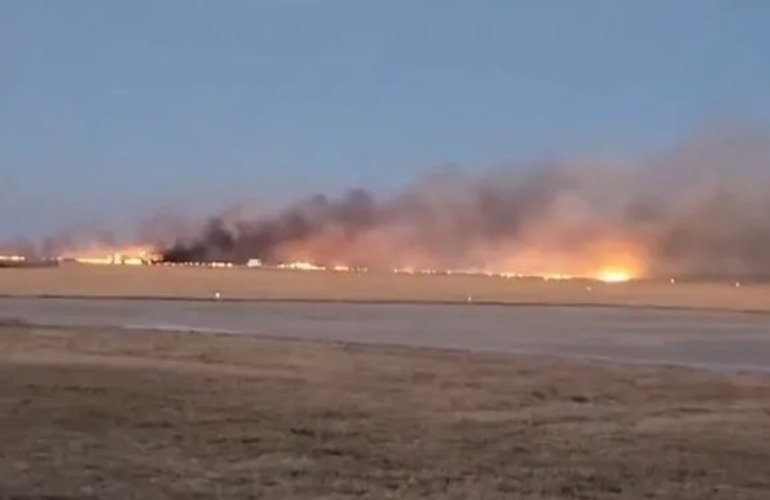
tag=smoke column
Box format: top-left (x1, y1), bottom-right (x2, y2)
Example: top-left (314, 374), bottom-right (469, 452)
top-left (161, 124), bottom-right (770, 280)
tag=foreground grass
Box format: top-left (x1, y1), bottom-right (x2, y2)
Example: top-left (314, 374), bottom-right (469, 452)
top-left (1, 326), bottom-right (769, 499)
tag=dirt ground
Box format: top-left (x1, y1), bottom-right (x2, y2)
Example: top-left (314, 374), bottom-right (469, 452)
top-left (2, 264), bottom-right (770, 313)
top-left (1, 325), bottom-right (769, 499)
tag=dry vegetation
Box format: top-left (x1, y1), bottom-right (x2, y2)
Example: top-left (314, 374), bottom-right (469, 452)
top-left (2, 264), bottom-right (770, 312)
top-left (1, 325), bottom-right (769, 499)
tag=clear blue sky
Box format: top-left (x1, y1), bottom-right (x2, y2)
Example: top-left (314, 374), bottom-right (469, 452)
top-left (2, 0), bottom-right (769, 239)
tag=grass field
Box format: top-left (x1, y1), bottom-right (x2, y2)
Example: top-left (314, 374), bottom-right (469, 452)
top-left (2, 264), bottom-right (770, 312)
top-left (1, 325), bottom-right (769, 499)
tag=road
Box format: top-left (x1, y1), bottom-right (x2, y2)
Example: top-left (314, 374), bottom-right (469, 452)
top-left (1, 297), bottom-right (769, 372)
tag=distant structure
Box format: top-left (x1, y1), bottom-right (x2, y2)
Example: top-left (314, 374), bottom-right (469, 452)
top-left (277, 261), bottom-right (325, 271)
top-left (58, 248), bottom-right (161, 266)
top-left (0, 255), bottom-right (25, 264)
top-left (0, 255), bottom-right (58, 268)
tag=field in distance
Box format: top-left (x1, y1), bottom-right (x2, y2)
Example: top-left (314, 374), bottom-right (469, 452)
top-left (1, 263), bottom-right (770, 312)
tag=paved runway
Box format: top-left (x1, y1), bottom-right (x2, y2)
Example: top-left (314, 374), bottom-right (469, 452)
top-left (1, 297), bottom-right (769, 372)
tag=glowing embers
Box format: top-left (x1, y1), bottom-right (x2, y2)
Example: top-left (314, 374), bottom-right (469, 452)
top-left (59, 246), bottom-right (161, 266)
top-left (0, 255), bottom-right (26, 262)
top-left (595, 268), bottom-right (634, 283)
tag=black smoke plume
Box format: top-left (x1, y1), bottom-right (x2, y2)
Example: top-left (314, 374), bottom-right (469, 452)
top-left (162, 124), bottom-right (770, 280)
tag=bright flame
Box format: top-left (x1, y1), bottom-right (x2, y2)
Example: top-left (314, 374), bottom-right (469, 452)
top-left (595, 268), bottom-right (634, 283)
top-left (475, 236), bottom-right (646, 283)
top-left (59, 245), bottom-right (160, 266)
top-left (0, 255), bottom-right (26, 262)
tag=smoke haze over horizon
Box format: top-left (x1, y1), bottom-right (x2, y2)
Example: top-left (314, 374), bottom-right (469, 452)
top-left (5, 2), bottom-right (770, 243)
top-left (148, 124), bottom-right (770, 281)
top-left (4, 124), bottom-right (770, 281)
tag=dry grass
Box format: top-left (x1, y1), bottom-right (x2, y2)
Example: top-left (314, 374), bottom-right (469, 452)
top-left (2, 264), bottom-right (770, 312)
top-left (1, 326), bottom-right (769, 499)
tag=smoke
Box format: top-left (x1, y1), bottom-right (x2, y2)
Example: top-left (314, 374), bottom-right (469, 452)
top-left (149, 123), bottom-right (770, 279)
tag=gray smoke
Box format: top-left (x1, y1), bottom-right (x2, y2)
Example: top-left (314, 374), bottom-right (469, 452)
top-left (136, 124), bottom-right (770, 279)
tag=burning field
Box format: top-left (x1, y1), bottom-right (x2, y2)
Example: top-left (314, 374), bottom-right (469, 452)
top-left (5, 125), bottom-right (770, 284)
top-left (3, 126), bottom-right (770, 499)
top-left (154, 125), bottom-right (770, 283)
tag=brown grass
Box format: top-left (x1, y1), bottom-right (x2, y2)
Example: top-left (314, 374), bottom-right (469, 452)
top-left (1, 326), bottom-right (769, 499)
top-left (2, 264), bottom-right (770, 312)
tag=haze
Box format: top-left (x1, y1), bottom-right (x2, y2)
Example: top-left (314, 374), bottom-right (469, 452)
top-left (2, 1), bottom-right (770, 242)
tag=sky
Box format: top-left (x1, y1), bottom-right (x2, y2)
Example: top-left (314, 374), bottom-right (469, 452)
top-left (2, 0), bottom-right (770, 240)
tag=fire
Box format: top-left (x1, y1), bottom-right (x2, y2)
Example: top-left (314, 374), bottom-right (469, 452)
top-left (585, 238), bottom-right (646, 283)
top-left (475, 236), bottom-right (646, 283)
top-left (0, 255), bottom-right (26, 262)
top-left (59, 245), bottom-right (160, 266)
top-left (595, 268), bottom-right (634, 283)
top-left (253, 232), bottom-right (650, 282)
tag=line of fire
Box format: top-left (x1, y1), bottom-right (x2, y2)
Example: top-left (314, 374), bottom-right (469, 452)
top-left (0, 245), bottom-right (635, 284)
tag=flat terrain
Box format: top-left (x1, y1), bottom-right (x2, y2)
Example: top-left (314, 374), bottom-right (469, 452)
top-left (1, 325), bottom-right (769, 499)
top-left (3, 267), bottom-right (769, 498)
top-left (3, 298), bottom-right (770, 371)
top-left (2, 264), bottom-right (770, 312)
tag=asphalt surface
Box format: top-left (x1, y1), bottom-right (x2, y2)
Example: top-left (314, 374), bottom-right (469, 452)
top-left (1, 297), bottom-right (769, 372)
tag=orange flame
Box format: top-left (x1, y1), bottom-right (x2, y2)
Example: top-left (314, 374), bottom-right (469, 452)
top-left (59, 245), bottom-right (160, 265)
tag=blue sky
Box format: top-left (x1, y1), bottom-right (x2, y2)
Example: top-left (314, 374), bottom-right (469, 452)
top-left (2, 0), bottom-right (769, 239)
